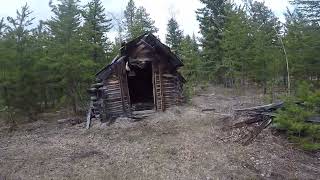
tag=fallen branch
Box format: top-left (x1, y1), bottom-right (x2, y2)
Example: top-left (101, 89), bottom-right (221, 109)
top-left (306, 116), bottom-right (320, 124)
top-left (234, 101), bottom-right (284, 113)
top-left (201, 108), bottom-right (216, 112)
top-left (242, 118), bottom-right (272, 146)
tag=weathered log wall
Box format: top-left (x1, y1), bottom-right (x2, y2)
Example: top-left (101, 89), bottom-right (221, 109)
top-left (153, 58), bottom-right (184, 111)
top-left (100, 51), bottom-right (184, 118)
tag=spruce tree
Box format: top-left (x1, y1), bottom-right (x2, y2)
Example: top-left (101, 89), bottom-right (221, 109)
top-left (2, 4), bottom-right (42, 120)
top-left (47, 0), bottom-right (93, 113)
top-left (292, 0), bottom-right (320, 22)
top-left (284, 8), bottom-right (320, 85)
top-left (221, 6), bottom-right (252, 87)
top-left (124, 0), bottom-right (158, 39)
top-left (82, 0), bottom-right (112, 66)
top-left (124, 0), bottom-right (136, 33)
top-left (249, 1), bottom-right (282, 94)
top-left (180, 35), bottom-right (201, 82)
top-left (196, 0), bottom-right (231, 81)
top-left (165, 17), bottom-right (183, 54)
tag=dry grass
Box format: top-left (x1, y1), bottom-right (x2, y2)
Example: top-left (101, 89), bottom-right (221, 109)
top-left (0, 86), bottom-right (319, 180)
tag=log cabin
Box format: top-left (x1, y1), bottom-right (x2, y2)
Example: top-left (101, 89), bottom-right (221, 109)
top-left (87, 33), bottom-right (185, 125)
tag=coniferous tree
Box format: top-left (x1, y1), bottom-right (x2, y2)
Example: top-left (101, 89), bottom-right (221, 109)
top-left (180, 35), bottom-right (201, 82)
top-left (47, 0), bottom-right (94, 113)
top-left (221, 6), bottom-right (252, 87)
top-left (284, 8), bottom-right (320, 86)
top-left (196, 0), bottom-right (231, 81)
top-left (292, 0), bottom-right (320, 22)
top-left (166, 17), bottom-right (183, 54)
top-left (124, 0), bottom-right (136, 33)
top-left (124, 0), bottom-right (158, 39)
top-left (249, 1), bottom-right (282, 94)
top-left (1, 4), bottom-right (41, 120)
top-left (82, 0), bottom-right (112, 66)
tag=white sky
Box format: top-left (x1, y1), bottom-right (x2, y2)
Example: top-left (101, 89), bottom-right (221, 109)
top-left (0, 0), bottom-right (291, 41)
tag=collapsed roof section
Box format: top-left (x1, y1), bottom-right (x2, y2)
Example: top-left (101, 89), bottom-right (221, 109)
top-left (96, 33), bottom-right (184, 81)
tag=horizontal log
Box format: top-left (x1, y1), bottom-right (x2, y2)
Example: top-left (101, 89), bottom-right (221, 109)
top-left (105, 86), bottom-right (121, 90)
top-left (105, 91), bottom-right (120, 96)
top-left (306, 116), bottom-right (320, 123)
top-left (162, 74), bottom-right (177, 78)
top-left (105, 90), bottom-right (121, 94)
top-left (106, 80), bottom-right (119, 84)
top-left (92, 83), bottom-right (104, 88)
top-left (234, 102), bottom-right (284, 112)
top-left (106, 107), bottom-right (126, 112)
top-left (107, 110), bottom-right (124, 114)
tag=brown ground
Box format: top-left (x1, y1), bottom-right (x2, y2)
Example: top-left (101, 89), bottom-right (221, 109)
top-left (0, 86), bottom-right (319, 180)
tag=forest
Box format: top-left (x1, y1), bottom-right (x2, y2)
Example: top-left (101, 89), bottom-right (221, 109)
top-left (0, 0), bottom-right (319, 150)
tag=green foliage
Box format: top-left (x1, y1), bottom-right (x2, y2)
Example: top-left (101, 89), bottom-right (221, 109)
top-left (274, 82), bottom-right (320, 151)
top-left (284, 9), bottom-right (320, 85)
top-left (292, 0), bottom-right (320, 23)
top-left (0, 0), bottom-right (319, 129)
top-left (124, 0), bottom-right (158, 39)
top-left (179, 35), bottom-right (205, 101)
top-left (166, 17), bottom-right (183, 54)
top-left (0, 0), bottom-right (115, 122)
top-left (81, 0), bottom-right (113, 66)
top-left (0, 4), bottom-right (41, 121)
top-left (220, 6), bottom-right (252, 87)
top-left (196, 0), bottom-right (231, 81)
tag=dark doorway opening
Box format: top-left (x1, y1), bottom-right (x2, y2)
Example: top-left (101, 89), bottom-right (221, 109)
top-left (127, 62), bottom-right (154, 111)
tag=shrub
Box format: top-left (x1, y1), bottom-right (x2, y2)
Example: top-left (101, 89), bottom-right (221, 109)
top-left (274, 82), bottom-right (320, 151)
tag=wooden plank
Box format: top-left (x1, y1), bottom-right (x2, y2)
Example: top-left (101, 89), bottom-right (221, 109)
top-left (117, 62), bottom-right (126, 114)
top-left (105, 91), bottom-right (121, 96)
top-left (159, 64), bottom-right (165, 111)
top-left (86, 101), bottom-right (93, 129)
top-left (152, 62), bottom-right (157, 110)
top-left (106, 81), bottom-right (119, 85)
top-left (106, 105), bottom-right (125, 111)
top-left (162, 74), bottom-right (176, 78)
top-left (106, 97), bottom-right (122, 101)
top-left (122, 65), bottom-right (131, 113)
top-left (105, 88), bottom-right (121, 93)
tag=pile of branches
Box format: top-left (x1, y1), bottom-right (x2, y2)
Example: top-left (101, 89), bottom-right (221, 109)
top-left (232, 102), bottom-right (284, 145)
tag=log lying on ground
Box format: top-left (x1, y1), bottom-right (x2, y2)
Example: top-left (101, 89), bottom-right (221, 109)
top-left (58, 118), bottom-right (83, 126)
top-left (306, 116), bottom-right (320, 123)
top-left (234, 101), bottom-right (284, 113)
top-left (232, 102), bottom-right (284, 145)
top-left (201, 108), bottom-right (216, 112)
top-left (232, 112), bottom-right (276, 128)
top-left (242, 118), bottom-right (273, 146)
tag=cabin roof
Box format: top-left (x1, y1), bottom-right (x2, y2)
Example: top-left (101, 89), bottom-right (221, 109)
top-left (96, 33), bottom-right (183, 80)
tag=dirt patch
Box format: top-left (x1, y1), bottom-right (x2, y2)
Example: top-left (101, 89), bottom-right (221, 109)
top-left (0, 86), bottom-right (319, 179)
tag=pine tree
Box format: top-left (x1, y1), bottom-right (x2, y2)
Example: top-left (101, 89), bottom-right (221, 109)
top-left (180, 35), bottom-right (201, 82)
top-left (47, 0), bottom-right (94, 113)
top-left (165, 17), bottom-right (183, 54)
top-left (292, 0), bottom-right (320, 22)
top-left (1, 4), bottom-right (42, 120)
top-left (0, 18), bottom-right (5, 37)
top-left (82, 0), bottom-right (112, 66)
top-left (221, 6), bottom-right (252, 87)
top-left (249, 1), bottom-right (282, 94)
top-left (196, 0), bottom-right (231, 81)
top-left (284, 8), bottom-right (320, 86)
top-left (124, 0), bottom-right (158, 39)
top-left (124, 0), bottom-right (136, 33)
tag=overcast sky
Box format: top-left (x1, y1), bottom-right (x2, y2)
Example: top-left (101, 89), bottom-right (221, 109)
top-left (0, 0), bottom-right (291, 41)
